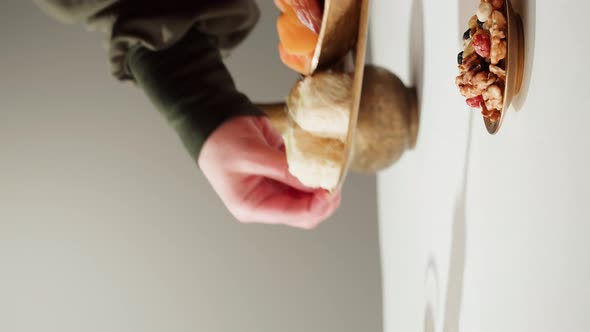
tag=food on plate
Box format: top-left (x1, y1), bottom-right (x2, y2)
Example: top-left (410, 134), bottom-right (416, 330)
top-left (287, 72), bottom-right (353, 140)
top-left (284, 123), bottom-right (345, 191)
top-left (284, 72), bottom-right (353, 190)
top-left (275, 0), bottom-right (324, 75)
top-left (456, 0), bottom-right (508, 123)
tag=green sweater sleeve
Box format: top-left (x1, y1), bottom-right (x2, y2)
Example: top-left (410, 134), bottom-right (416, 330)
top-left (34, 0), bottom-right (260, 80)
top-left (126, 28), bottom-right (264, 162)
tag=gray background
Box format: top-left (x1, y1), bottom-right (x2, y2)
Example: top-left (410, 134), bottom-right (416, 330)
top-left (0, 1), bottom-right (382, 332)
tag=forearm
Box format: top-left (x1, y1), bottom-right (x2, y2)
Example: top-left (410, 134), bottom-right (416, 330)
top-left (34, 0), bottom-right (263, 160)
top-left (127, 29), bottom-right (263, 161)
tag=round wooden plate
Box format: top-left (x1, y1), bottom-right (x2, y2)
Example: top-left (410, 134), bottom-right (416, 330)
top-left (258, 0), bottom-right (370, 191)
top-left (311, 0), bottom-right (363, 73)
top-left (484, 0), bottom-right (525, 134)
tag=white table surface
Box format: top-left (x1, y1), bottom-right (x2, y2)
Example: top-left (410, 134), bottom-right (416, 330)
top-left (370, 0), bottom-right (590, 331)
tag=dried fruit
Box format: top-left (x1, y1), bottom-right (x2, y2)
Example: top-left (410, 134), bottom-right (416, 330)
top-left (466, 95), bottom-right (484, 108)
top-left (490, 0), bottom-right (504, 10)
top-left (468, 15), bottom-right (478, 30)
top-left (472, 32), bottom-right (491, 58)
top-left (463, 40), bottom-right (475, 59)
top-left (455, 0), bottom-right (508, 125)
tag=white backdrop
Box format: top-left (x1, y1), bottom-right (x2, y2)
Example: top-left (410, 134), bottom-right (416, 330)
top-left (371, 0), bottom-right (590, 331)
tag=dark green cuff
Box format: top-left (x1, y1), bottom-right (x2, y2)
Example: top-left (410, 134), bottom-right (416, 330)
top-left (126, 28), bottom-right (263, 162)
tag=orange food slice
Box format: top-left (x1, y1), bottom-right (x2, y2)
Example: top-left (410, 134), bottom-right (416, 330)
top-left (274, 0), bottom-right (323, 74)
top-left (279, 43), bottom-right (313, 75)
top-left (277, 8), bottom-right (318, 55)
top-left (290, 0), bottom-right (323, 34)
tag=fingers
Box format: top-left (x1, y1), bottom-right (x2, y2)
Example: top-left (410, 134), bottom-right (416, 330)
top-left (234, 179), bottom-right (342, 229)
top-left (208, 116), bottom-right (306, 190)
top-left (239, 117), bottom-right (329, 194)
top-left (200, 116), bottom-right (343, 229)
top-left (235, 140), bottom-right (315, 193)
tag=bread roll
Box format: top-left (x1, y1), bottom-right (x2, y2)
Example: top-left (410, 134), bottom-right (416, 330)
top-left (284, 121), bottom-right (345, 191)
top-left (283, 72), bottom-right (352, 190)
top-left (287, 72), bottom-right (353, 141)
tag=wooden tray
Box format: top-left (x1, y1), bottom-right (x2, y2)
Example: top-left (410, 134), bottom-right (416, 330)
top-left (311, 0), bottom-right (363, 73)
top-left (258, 0), bottom-right (370, 191)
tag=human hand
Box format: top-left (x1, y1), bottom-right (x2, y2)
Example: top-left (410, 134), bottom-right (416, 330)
top-left (199, 116), bottom-right (342, 229)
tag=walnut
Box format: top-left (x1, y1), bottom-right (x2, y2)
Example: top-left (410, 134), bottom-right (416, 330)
top-left (473, 71), bottom-right (498, 91)
top-left (490, 25), bottom-right (506, 40)
top-left (456, 56), bottom-right (499, 98)
top-left (457, 69), bottom-right (498, 99)
top-left (489, 64), bottom-right (506, 79)
top-left (458, 53), bottom-right (481, 74)
top-left (465, 64), bottom-right (484, 82)
top-left (490, 38), bottom-right (507, 65)
top-left (457, 67), bottom-right (482, 98)
top-left (488, 10), bottom-right (507, 31)
top-left (458, 83), bottom-right (483, 99)
top-left (488, 10), bottom-right (507, 65)
top-left (483, 84), bottom-right (503, 110)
